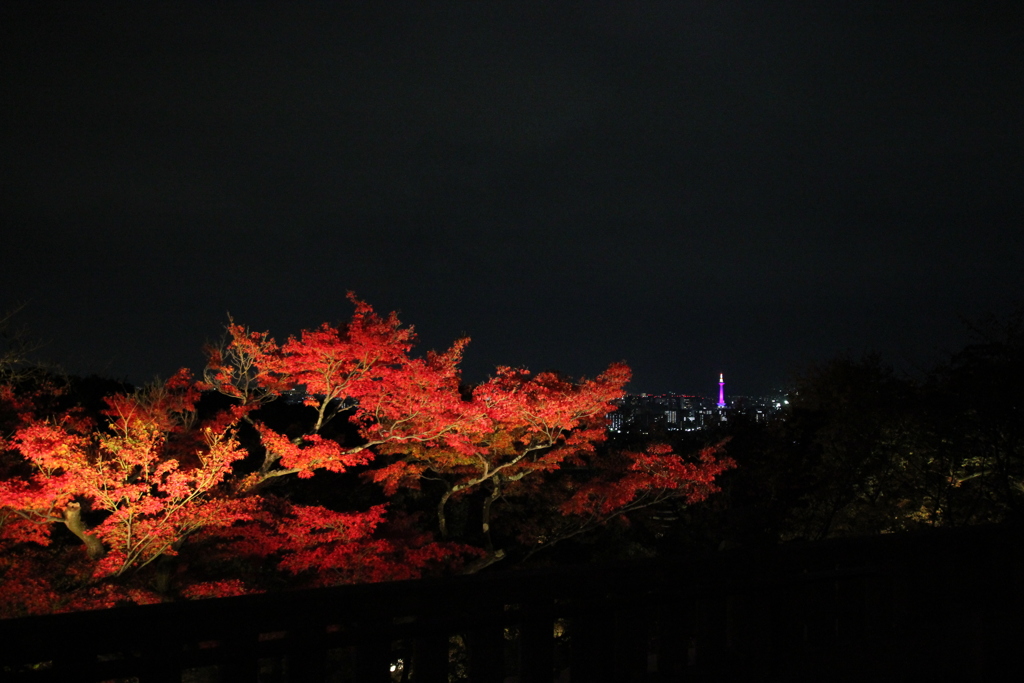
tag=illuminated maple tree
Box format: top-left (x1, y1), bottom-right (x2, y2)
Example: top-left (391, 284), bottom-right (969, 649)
top-left (0, 370), bottom-right (256, 613)
top-left (0, 296), bottom-right (734, 617)
top-left (205, 295), bottom-right (473, 487)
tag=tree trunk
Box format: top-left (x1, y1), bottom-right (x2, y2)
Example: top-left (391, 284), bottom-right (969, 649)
top-left (481, 477), bottom-right (501, 552)
top-left (437, 488), bottom-right (452, 539)
top-left (63, 502), bottom-right (105, 559)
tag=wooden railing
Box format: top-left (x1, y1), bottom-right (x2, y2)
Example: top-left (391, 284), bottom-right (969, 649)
top-left (2, 523), bottom-right (1022, 682)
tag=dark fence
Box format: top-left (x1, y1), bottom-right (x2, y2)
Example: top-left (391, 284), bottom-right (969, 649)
top-left (2, 523), bottom-right (1022, 682)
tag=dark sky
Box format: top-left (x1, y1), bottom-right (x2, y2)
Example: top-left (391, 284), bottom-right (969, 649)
top-left (2, 2), bottom-right (1023, 396)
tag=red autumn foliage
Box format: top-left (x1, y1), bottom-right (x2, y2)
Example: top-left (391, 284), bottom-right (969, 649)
top-left (561, 442), bottom-right (734, 517)
top-left (6, 370), bottom-right (255, 579)
top-left (0, 296), bottom-right (733, 617)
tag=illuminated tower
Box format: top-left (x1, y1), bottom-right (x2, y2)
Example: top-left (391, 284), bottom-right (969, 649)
top-left (717, 373), bottom-right (726, 408)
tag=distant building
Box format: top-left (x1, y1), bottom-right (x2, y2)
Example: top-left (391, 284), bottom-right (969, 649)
top-left (607, 377), bottom-right (788, 433)
top-left (608, 393), bottom-right (704, 434)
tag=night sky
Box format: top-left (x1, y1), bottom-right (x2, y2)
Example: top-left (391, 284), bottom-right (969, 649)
top-left (2, 2), bottom-right (1022, 396)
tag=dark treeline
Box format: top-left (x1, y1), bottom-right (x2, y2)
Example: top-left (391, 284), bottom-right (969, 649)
top-left (602, 308), bottom-right (1024, 561)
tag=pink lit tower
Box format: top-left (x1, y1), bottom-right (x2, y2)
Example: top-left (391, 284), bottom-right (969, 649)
top-left (717, 373), bottom-right (726, 408)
